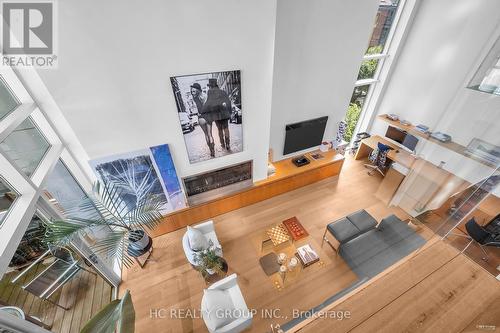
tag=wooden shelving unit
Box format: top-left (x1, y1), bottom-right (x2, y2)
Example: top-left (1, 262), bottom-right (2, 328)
top-left (377, 114), bottom-right (497, 169)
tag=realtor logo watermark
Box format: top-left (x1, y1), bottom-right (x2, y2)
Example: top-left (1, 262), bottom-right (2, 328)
top-left (1, 0), bottom-right (57, 67)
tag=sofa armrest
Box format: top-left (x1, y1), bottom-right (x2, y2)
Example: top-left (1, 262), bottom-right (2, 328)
top-left (208, 273), bottom-right (238, 290)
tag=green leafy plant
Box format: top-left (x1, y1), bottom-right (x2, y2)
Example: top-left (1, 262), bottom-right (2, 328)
top-left (357, 45), bottom-right (383, 80)
top-left (81, 289), bottom-right (135, 333)
top-left (44, 181), bottom-right (166, 267)
top-left (344, 103), bottom-right (362, 142)
top-left (193, 242), bottom-right (224, 279)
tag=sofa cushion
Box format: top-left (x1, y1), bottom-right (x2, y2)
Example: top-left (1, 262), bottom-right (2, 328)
top-left (203, 289), bottom-right (235, 329)
top-left (347, 209), bottom-right (377, 232)
top-left (339, 216), bottom-right (426, 278)
top-left (187, 226), bottom-right (209, 252)
top-left (327, 217), bottom-right (360, 244)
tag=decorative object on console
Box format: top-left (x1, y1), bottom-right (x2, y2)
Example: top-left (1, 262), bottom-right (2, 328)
top-left (319, 141), bottom-right (330, 152)
top-left (296, 244), bottom-right (319, 267)
top-left (399, 119), bottom-right (411, 126)
top-left (283, 216), bottom-right (309, 241)
top-left (292, 155), bottom-right (310, 167)
top-left (464, 138), bottom-right (500, 165)
top-left (183, 161), bottom-right (253, 206)
top-left (310, 152), bottom-right (324, 160)
top-left (170, 70), bottom-right (242, 163)
top-left (90, 144), bottom-right (186, 214)
top-left (430, 132), bottom-right (452, 143)
top-left (334, 141), bottom-right (348, 155)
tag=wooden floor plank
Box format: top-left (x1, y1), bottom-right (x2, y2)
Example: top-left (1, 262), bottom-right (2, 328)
top-left (58, 271), bottom-right (82, 333)
top-left (79, 272), bottom-right (97, 330)
top-left (90, 272), bottom-right (104, 316)
top-left (69, 271), bottom-right (88, 333)
top-left (349, 255), bottom-right (500, 333)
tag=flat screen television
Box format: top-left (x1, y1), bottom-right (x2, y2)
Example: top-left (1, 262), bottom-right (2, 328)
top-left (385, 125), bottom-right (419, 152)
top-left (283, 116), bottom-right (328, 155)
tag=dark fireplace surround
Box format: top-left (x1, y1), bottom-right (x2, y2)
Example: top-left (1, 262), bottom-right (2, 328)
top-left (182, 161), bottom-right (253, 205)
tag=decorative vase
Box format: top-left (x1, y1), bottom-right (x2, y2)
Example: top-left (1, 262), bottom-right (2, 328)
top-left (319, 142), bottom-right (330, 152)
top-left (277, 253), bottom-right (287, 265)
top-left (288, 257), bottom-right (298, 271)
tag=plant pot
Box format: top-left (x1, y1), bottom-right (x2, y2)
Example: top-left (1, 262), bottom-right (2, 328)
top-left (128, 230), bottom-right (150, 251)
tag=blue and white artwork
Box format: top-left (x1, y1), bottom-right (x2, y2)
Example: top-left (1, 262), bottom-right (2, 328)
top-left (90, 144), bottom-right (186, 214)
top-left (150, 144), bottom-right (186, 210)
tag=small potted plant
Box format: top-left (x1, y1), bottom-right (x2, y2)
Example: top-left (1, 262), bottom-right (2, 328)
top-left (193, 242), bottom-right (226, 279)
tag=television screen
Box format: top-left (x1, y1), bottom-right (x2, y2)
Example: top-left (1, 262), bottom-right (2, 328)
top-left (283, 116), bottom-right (328, 155)
top-left (385, 126), bottom-right (406, 144)
top-left (402, 134), bottom-right (418, 151)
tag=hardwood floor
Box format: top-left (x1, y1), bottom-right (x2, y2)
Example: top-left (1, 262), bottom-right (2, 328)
top-left (299, 240), bottom-right (500, 332)
top-left (0, 264), bottom-right (112, 332)
top-left (119, 156), bottom-right (435, 332)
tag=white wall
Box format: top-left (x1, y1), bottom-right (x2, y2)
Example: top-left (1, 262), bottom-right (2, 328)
top-left (370, 0), bottom-right (500, 188)
top-left (37, 0), bottom-right (277, 181)
top-left (269, 0), bottom-right (380, 161)
top-left (371, 0), bottom-right (500, 134)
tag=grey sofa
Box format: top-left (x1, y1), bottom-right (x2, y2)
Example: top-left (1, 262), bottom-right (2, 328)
top-left (325, 210), bottom-right (426, 278)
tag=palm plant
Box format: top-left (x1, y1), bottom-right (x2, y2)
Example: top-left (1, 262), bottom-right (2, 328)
top-left (81, 289), bottom-right (135, 333)
top-left (44, 181), bottom-right (166, 267)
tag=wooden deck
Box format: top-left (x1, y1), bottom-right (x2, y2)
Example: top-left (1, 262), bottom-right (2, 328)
top-left (0, 263), bottom-right (113, 332)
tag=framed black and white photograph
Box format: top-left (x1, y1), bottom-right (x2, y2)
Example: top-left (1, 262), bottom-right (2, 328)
top-left (170, 70), bottom-right (242, 164)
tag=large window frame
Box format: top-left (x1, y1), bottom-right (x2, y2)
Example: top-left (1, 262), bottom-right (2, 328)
top-left (0, 65), bottom-right (119, 289)
top-left (347, 0), bottom-right (422, 140)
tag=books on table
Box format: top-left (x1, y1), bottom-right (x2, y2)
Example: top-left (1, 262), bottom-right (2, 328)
top-left (296, 244), bottom-right (319, 267)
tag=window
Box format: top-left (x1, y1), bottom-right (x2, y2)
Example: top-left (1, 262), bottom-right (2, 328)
top-left (343, 0), bottom-right (403, 142)
top-left (0, 117), bottom-right (51, 177)
top-left (0, 178), bottom-right (18, 226)
top-left (0, 76), bottom-right (19, 121)
top-left (8, 212), bottom-right (47, 268)
top-left (345, 85), bottom-right (371, 141)
top-left (43, 159), bottom-right (100, 220)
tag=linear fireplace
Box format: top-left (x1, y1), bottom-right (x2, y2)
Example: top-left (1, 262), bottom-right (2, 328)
top-left (182, 161), bottom-right (253, 205)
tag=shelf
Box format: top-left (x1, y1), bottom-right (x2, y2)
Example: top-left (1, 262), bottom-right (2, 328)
top-left (377, 115), bottom-right (497, 169)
